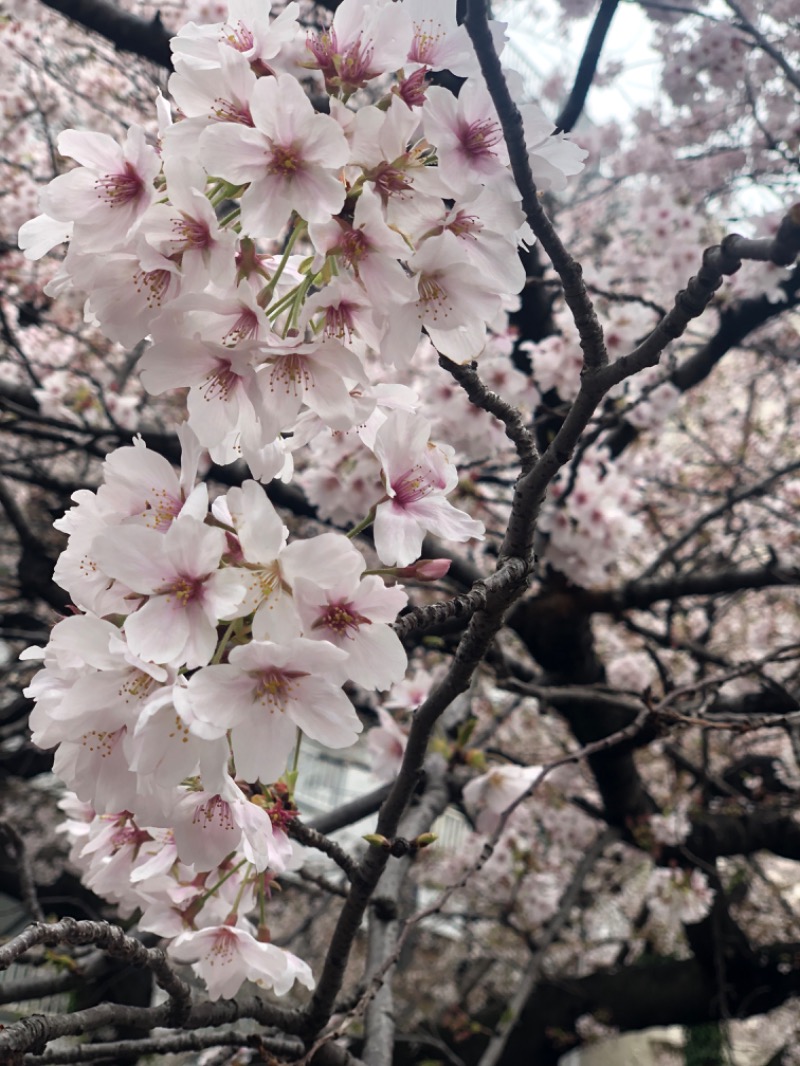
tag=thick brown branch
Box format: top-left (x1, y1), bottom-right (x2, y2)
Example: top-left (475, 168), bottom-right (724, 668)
top-left (37, 0), bottom-right (173, 68)
top-left (556, 0), bottom-right (620, 133)
top-left (464, 0), bottom-right (608, 373)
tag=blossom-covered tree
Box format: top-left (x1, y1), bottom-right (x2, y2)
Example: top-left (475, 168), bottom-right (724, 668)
top-left (1, 1), bottom-right (800, 1065)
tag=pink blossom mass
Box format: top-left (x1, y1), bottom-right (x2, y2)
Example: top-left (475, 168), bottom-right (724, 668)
top-left (6, 0), bottom-right (800, 1059)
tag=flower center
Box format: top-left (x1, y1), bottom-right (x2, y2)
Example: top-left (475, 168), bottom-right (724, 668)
top-left (194, 795), bottom-right (235, 831)
top-left (339, 226), bottom-right (370, 268)
top-left (223, 308), bottom-right (260, 346)
top-left (393, 466), bottom-right (439, 506)
top-left (321, 301), bottom-right (357, 342)
top-left (201, 360), bottom-right (239, 402)
top-left (336, 38), bottom-right (376, 92)
top-left (118, 669), bottom-right (158, 704)
top-left (268, 354), bottom-right (313, 398)
top-left (409, 19), bottom-right (445, 65)
top-left (395, 67), bottom-right (429, 108)
top-left (223, 20), bottom-right (254, 53)
top-left (306, 30), bottom-right (338, 80)
top-left (268, 143), bottom-right (303, 177)
top-left (165, 575), bottom-right (206, 606)
top-left (210, 927), bottom-right (239, 962)
top-left (173, 214), bottom-right (212, 252)
top-left (417, 273), bottom-right (450, 323)
top-left (369, 160), bottom-right (413, 202)
top-left (458, 117), bottom-right (503, 161)
top-left (314, 600), bottom-right (371, 638)
top-left (447, 210), bottom-right (481, 240)
top-left (95, 162), bottom-right (145, 207)
top-left (81, 728), bottom-right (122, 756)
top-left (133, 267), bottom-right (174, 309)
top-left (211, 97), bottom-right (253, 126)
top-left (253, 668), bottom-right (308, 710)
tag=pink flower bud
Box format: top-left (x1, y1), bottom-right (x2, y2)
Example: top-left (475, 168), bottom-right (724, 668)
top-left (395, 558), bottom-right (451, 581)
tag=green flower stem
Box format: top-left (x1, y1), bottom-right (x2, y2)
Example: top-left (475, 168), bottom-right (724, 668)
top-left (260, 218), bottom-right (306, 306)
top-left (347, 506), bottom-right (378, 539)
top-left (194, 858), bottom-right (247, 910)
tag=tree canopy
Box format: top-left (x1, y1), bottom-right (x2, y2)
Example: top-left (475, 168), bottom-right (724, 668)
top-left (1, 1), bottom-right (800, 1064)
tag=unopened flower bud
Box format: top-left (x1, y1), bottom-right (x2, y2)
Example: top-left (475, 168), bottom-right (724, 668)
top-left (413, 833), bottom-right (438, 849)
top-left (464, 749), bottom-right (487, 771)
top-left (363, 833), bottom-right (391, 849)
top-left (395, 559), bottom-right (451, 581)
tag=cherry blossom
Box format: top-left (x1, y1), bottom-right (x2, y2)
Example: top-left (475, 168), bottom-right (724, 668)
top-left (169, 924), bottom-right (314, 1000)
top-left (293, 573), bottom-right (408, 690)
top-left (92, 516), bottom-right (246, 669)
top-left (38, 126), bottom-right (160, 250)
top-left (183, 638), bottom-right (361, 784)
top-left (372, 409), bottom-right (484, 566)
top-left (463, 763), bottom-right (545, 834)
top-left (199, 73), bottom-right (349, 237)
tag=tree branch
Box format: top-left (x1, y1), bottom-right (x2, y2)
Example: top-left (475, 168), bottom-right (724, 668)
top-left (37, 0), bottom-right (173, 68)
top-left (464, 0), bottom-right (609, 373)
top-left (556, 0), bottom-right (620, 133)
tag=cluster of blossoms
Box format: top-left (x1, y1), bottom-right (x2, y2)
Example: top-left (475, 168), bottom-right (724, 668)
top-left (645, 867), bottom-right (716, 949)
top-left (25, 432), bottom-right (409, 996)
top-left (19, 0), bottom-right (587, 1001)
top-left (537, 447), bottom-right (642, 588)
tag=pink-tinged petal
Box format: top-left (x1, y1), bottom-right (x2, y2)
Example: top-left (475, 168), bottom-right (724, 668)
top-left (405, 495), bottom-right (484, 542)
top-left (18, 214), bottom-right (72, 259)
top-left (124, 597), bottom-right (191, 666)
top-left (57, 129), bottom-right (122, 170)
top-left (373, 409), bottom-right (431, 483)
top-left (373, 502), bottom-right (426, 567)
top-left (172, 794), bottom-right (240, 872)
top-left (354, 575), bottom-right (408, 622)
top-left (252, 594), bottom-right (303, 643)
top-left (288, 677), bottom-right (362, 748)
top-left (139, 338), bottom-right (216, 395)
top-left (280, 533), bottom-right (366, 590)
top-left (238, 180), bottom-right (294, 240)
top-left (93, 525), bottom-right (169, 593)
top-left (128, 691), bottom-right (204, 785)
top-left (342, 624), bottom-right (408, 691)
top-left (289, 166), bottom-right (346, 224)
top-left (207, 567), bottom-right (248, 620)
top-left (230, 708), bottom-right (298, 784)
top-left (236, 798), bottom-right (291, 872)
top-left (199, 124), bottom-right (269, 185)
top-left (180, 602), bottom-right (221, 669)
top-left (40, 168), bottom-right (102, 221)
top-left (249, 74), bottom-right (310, 145)
top-left (426, 317), bottom-right (487, 361)
top-left (184, 664), bottom-right (256, 734)
top-left (163, 518), bottom-right (225, 578)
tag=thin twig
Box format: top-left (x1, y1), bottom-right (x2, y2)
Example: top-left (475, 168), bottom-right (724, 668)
top-left (439, 355), bottom-right (538, 473)
top-left (288, 820), bottom-right (359, 881)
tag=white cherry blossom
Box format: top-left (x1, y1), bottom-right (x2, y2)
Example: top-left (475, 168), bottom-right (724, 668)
top-left (40, 126), bottom-right (160, 250)
top-left (184, 637), bottom-right (360, 784)
top-left (169, 923), bottom-right (314, 1001)
top-left (200, 73), bottom-right (349, 237)
top-left (92, 516), bottom-right (246, 669)
top-left (372, 409), bottom-right (484, 566)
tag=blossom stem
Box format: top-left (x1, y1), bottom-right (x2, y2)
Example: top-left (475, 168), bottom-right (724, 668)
top-left (217, 205), bottom-right (241, 229)
top-left (282, 275), bottom-right (316, 337)
top-left (229, 864), bottom-right (254, 915)
top-left (211, 619), bottom-right (239, 666)
top-left (259, 218), bottom-right (306, 306)
top-left (347, 506), bottom-right (377, 540)
top-left (193, 858), bottom-right (247, 910)
top-left (291, 728), bottom-right (303, 776)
